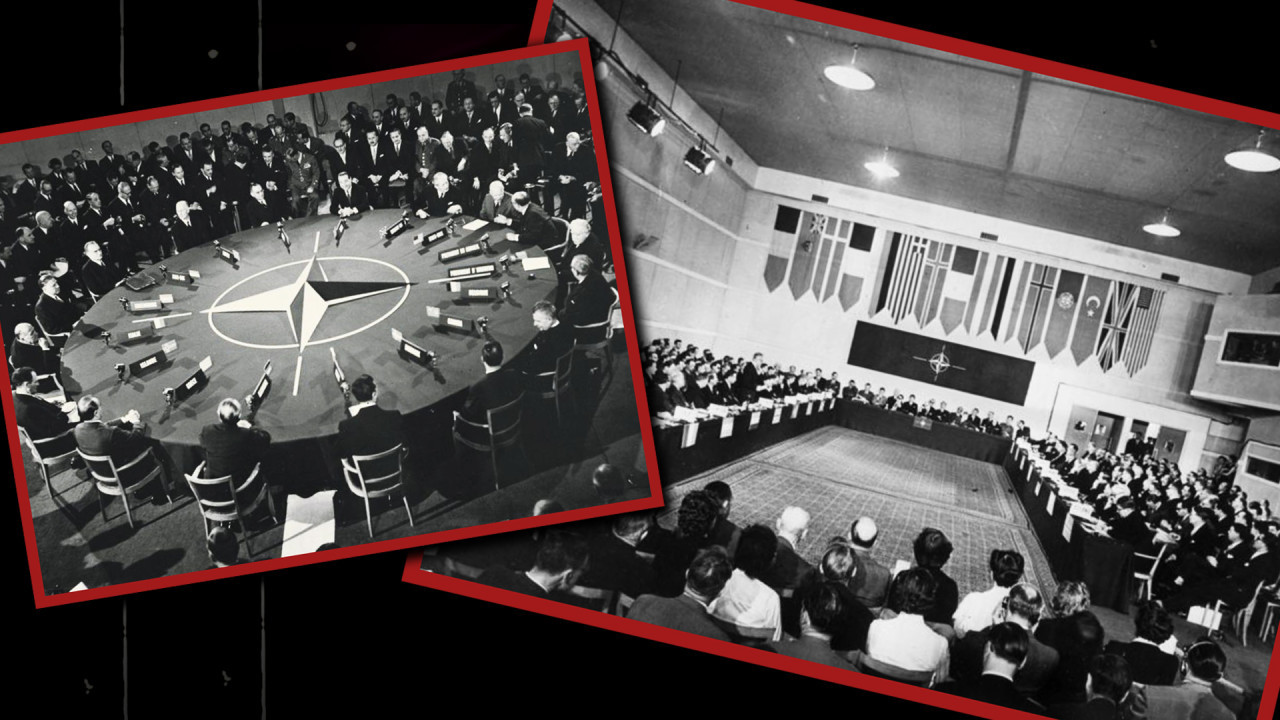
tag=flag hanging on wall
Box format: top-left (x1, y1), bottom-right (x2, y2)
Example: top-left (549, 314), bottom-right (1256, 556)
top-left (767, 204), bottom-right (876, 307)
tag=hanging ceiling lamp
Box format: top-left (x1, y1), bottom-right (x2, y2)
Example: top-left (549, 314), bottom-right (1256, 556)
top-left (824, 44), bottom-right (875, 91)
top-left (1224, 129), bottom-right (1280, 173)
top-left (864, 147), bottom-right (899, 178)
top-left (1142, 209), bottom-right (1181, 237)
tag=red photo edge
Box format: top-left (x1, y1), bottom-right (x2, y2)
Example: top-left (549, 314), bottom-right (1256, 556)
top-left (405, 2), bottom-right (1280, 720)
top-left (3, 36), bottom-right (665, 609)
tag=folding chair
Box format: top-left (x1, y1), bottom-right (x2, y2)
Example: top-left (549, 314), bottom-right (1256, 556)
top-left (340, 444), bottom-right (414, 538)
top-left (185, 461), bottom-right (278, 557)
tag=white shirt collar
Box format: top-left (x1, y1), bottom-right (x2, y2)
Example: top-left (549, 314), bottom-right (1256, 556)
top-left (348, 400), bottom-right (376, 417)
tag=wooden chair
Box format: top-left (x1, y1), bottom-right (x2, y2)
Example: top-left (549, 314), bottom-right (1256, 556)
top-left (572, 286), bottom-right (620, 381)
top-left (184, 461), bottom-right (278, 558)
top-left (1132, 543), bottom-right (1168, 602)
top-left (616, 592), bottom-right (637, 616)
top-left (452, 392), bottom-right (527, 490)
top-left (851, 652), bottom-right (936, 687)
top-left (78, 445), bottom-right (171, 529)
top-left (17, 425), bottom-right (80, 496)
top-left (525, 348), bottom-right (576, 427)
top-left (566, 584), bottom-right (617, 613)
top-left (545, 216), bottom-right (571, 262)
top-left (1224, 579), bottom-right (1271, 648)
top-left (1261, 595), bottom-right (1280, 643)
top-left (33, 312), bottom-right (70, 348)
top-left (340, 444), bottom-right (414, 538)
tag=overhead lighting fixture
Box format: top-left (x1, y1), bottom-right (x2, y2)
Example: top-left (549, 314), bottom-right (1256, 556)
top-left (626, 97), bottom-right (665, 137)
top-left (864, 147), bottom-right (899, 179)
top-left (1143, 210), bottom-right (1181, 237)
top-left (824, 44), bottom-right (875, 91)
top-left (684, 140), bottom-right (716, 175)
top-left (1224, 129), bottom-right (1280, 173)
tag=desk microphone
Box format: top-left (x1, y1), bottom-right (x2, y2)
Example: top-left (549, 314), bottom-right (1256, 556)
top-left (499, 281), bottom-right (512, 298)
top-left (114, 363), bottom-right (127, 382)
top-left (162, 387), bottom-right (176, 407)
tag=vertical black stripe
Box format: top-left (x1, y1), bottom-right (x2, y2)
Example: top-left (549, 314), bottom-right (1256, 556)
top-left (876, 232), bottom-right (901, 313)
top-left (989, 259), bottom-right (1015, 339)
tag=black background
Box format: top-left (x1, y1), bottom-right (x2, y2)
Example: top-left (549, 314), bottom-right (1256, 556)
top-left (7, 1), bottom-right (1277, 715)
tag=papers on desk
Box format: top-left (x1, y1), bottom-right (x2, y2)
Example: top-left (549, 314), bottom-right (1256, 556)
top-left (462, 218), bottom-right (488, 231)
top-left (706, 404), bottom-right (729, 418)
top-left (673, 405), bottom-right (700, 423)
top-left (522, 256), bottom-right (551, 271)
top-left (280, 491), bottom-right (336, 558)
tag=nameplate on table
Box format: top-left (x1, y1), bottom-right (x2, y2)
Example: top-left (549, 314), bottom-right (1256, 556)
top-left (913, 416), bottom-right (933, 431)
top-left (790, 404), bottom-right (799, 419)
top-left (1034, 479), bottom-right (1043, 496)
top-left (215, 244), bottom-right (241, 265)
top-left (124, 298), bottom-right (165, 313)
top-left (680, 422), bottom-right (699, 448)
top-left (1045, 492), bottom-right (1056, 515)
top-left (119, 326), bottom-right (155, 345)
top-left (772, 407), bottom-right (783, 425)
top-left (804, 402), bottom-right (812, 416)
top-left (1062, 515), bottom-right (1074, 543)
top-left (414, 228), bottom-right (449, 247)
top-left (129, 340), bottom-right (178, 376)
top-left (448, 282), bottom-right (497, 303)
top-left (439, 242), bottom-right (485, 263)
top-left (391, 328), bottom-right (435, 367)
top-left (425, 306), bottom-right (474, 334)
top-left (251, 374), bottom-right (272, 405)
top-left (166, 270), bottom-right (198, 285)
top-left (381, 216), bottom-right (412, 240)
top-left (749, 411), bottom-right (761, 430)
top-left (720, 416), bottom-right (734, 438)
top-left (173, 357), bottom-right (213, 402)
top-left (446, 263), bottom-right (497, 281)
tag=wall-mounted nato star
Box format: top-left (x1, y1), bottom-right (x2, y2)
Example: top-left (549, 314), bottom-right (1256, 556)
top-left (204, 250), bottom-right (412, 353)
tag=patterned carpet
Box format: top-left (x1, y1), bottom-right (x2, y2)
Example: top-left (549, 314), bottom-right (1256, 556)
top-left (662, 425), bottom-right (1059, 600)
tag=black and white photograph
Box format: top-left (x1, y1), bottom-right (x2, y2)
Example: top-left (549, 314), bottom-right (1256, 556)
top-left (405, 2), bottom-right (1280, 719)
top-left (2, 39), bottom-right (659, 605)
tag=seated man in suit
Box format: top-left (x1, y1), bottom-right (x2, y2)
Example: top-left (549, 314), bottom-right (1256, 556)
top-left (941, 622), bottom-right (1041, 713)
top-left (951, 582), bottom-right (1060, 698)
top-left (199, 398), bottom-right (271, 484)
top-left (34, 274), bottom-right (83, 345)
top-left (336, 374), bottom-right (406, 484)
top-left (1102, 601), bottom-right (1180, 686)
top-left (477, 529), bottom-right (589, 598)
top-left (562, 254), bottom-right (615, 330)
top-left (459, 341), bottom-right (525, 426)
top-left (549, 132), bottom-right (596, 220)
top-left (1049, 654), bottom-right (1133, 720)
top-left (770, 580), bottom-right (859, 670)
top-left (502, 190), bottom-right (557, 250)
top-left (239, 182), bottom-right (278, 228)
top-left (417, 171), bottom-right (465, 218)
top-left (762, 505), bottom-right (815, 637)
top-left (1142, 640), bottom-right (1234, 720)
top-left (8, 323), bottom-right (60, 376)
top-left (170, 200), bottom-right (212, 252)
top-left (577, 513), bottom-right (657, 600)
top-left (523, 300), bottom-right (576, 376)
top-left (11, 366), bottom-right (77, 456)
top-left (330, 171), bottom-right (371, 217)
top-left (847, 516), bottom-right (892, 609)
top-left (627, 545), bottom-right (733, 642)
top-left (561, 218), bottom-right (609, 273)
top-left (477, 179), bottom-right (515, 222)
top-left (73, 395), bottom-right (164, 496)
top-left (79, 240), bottom-right (122, 301)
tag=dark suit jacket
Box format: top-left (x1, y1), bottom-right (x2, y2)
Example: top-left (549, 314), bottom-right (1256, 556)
top-left (564, 272), bottom-right (615, 328)
top-left (478, 192), bottom-right (515, 222)
top-left (524, 321), bottom-right (575, 375)
top-left (200, 422), bottom-right (271, 482)
top-left (35, 293), bottom-right (82, 336)
top-left (1049, 698), bottom-right (1123, 720)
top-left (74, 419), bottom-right (150, 480)
top-left (850, 545), bottom-right (892, 609)
top-left (477, 567), bottom-right (547, 598)
top-left (336, 405), bottom-right (406, 466)
top-left (561, 234), bottom-right (609, 271)
top-left (762, 536), bottom-right (813, 591)
top-left (509, 202), bottom-right (558, 250)
top-left (512, 115), bottom-right (550, 175)
top-left (170, 215), bottom-right (212, 252)
top-left (627, 593), bottom-right (730, 641)
top-left (921, 566), bottom-right (960, 626)
top-left (240, 198), bottom-right (276, 227)
top-left (946, 673), bottom-right (1041, 715)
top-left (770, 634), bottom-right (856, 670)
top-left (579, 533), bottom-right (656, 599)
top-left (421, 185), bottom-right (465, 217)
top-left (461, 369), bottom-right (524, 424)
top-left (14, 393), bottom-right (73, 441)
top-left (955, 626), bottom-right (1060, 696)
top-left (80, 259), bottom-right (121, 299)
top-left (330, 183), bottom-right (371, 215)
top-left (1103, 640), bottom-right (1180, 686)
top-left (9, 339), bottom-right (59, 375)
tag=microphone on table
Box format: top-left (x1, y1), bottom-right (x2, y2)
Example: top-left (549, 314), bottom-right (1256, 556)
top-left (479, 233), bottom-right (492, 254)
top-left (334, 217), bottom-right (348, 246)
top-left (476, 316), bottom-right (491, 338)
top-left (162, 387), bottom-right (176, 407)
top-left (101, 330), bottom-right (112, 348)
top-left (114, 363), bottom-right (127, 382)
top-left (277, 220), bottom-right (291, 252)
top-left (499, 281), bottom-right (512, 298)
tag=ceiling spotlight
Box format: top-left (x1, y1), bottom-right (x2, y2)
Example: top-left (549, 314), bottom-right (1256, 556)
top-left (824, 44), bottom-right (875, 91)
top-left (627, 99), bottom-right (665, 137)
top-left (1224, 129), bottom-right (1280, 173)
top-left (1143, 210), bottom-right (1181, 237)
top-left (684, 142), bottom-right (716, 175)
top-left (864, 148), bottom-right (899, 179)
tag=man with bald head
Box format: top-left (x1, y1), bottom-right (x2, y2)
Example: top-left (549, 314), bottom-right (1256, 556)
top-left (478, 180), bottom-right (514, 222)
top-left (550, 131), bottom-right (596, 219)
top-left (199, 398), bottom-right (272, 485)
top-left (761, 505), bottom-right (814, 637)
top-left (8, 323), bottom-right (59, 375)
top-left (561, 217), bottom-right (608, 272)
top-left (848, 516), bottom-right (892, 609)
top-left (170, 200), bottom-right (212, 252)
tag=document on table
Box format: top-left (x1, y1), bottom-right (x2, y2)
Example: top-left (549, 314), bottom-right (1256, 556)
top-left (522, 256), bottom-right (552, 271)
top-left (462, 219), bottom-right (488, 231)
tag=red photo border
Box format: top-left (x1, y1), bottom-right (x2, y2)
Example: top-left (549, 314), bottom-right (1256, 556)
top-left (4, 37), bottom-right (664, 609)
top-left (397, 3), bottom-right (1280, 720)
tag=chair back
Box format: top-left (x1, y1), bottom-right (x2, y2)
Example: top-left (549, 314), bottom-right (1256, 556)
top-left (547, 216), bottom-right (571, 254)
top-left (486, 392), bottom-right (525, 449)
top-left (616, 592), bottom-right (636, 616)
top-left (566, 584), bottom-right (617, 613)
top-left (854, 653), bottom-right (935, 687)
top-left (18, 425), bottom-right (77, 466)
top-left (343, 444), bottom-right (406, 499)
top-left (185, 461), bottom-right (267, 524)
top-left (572, 287), bottom-right (620, 347)
top-left (78, 446), bottom-right (158, 493)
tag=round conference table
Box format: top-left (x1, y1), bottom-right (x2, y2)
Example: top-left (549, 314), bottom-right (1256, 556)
top-left (60, 210), bottom-right (559, 480)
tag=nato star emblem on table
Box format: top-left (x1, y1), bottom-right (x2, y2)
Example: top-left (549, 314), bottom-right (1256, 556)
top-left (203, 251), bottom-right (408, 352)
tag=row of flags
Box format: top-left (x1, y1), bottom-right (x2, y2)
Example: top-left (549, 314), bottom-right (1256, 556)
top-left (765, 204), bottom-right (1166, 376)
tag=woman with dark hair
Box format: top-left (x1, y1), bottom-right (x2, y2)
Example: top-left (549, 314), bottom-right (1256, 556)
top-left (864, 567), bottom-right (950, 685)
top-left (1035, 581), bottom-right (1106, 705)
top-left (913, 527), bottom-right (959, 625)
top-left (647, 489), bottom-right (722, 597)
top-left (710, 524), bottom-right (782, 641)
top-left (1102, 601), bottom-right (1180, 685)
